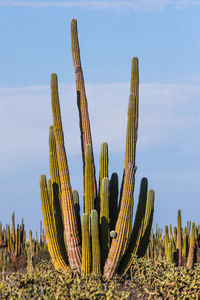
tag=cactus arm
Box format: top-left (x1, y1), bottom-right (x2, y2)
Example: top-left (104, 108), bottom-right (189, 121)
top-left (40, 174), bottom-right (68, 270)
top-left (103, 163), bottom-right (136, 279)
top-left (81, 214), bottom-right (91, 275)
top-left (100, 177), bottom-right (110, 268)
top-left (117, 177), bottom-right (148, 275)
top-left (164, 226), bottom-right (169, 261)
top-left (91, 210), bottom-right (101, 274)
top-left (177, 209), bottom-right (182, 266)
top-left (71, 19), bottom-right (97, 200)
top-left (136, 189), bottom-right (155, 258)
top-left (109, 173), bottom-right (119, 231)
top-left (84, 144), bottom-right (94, 234)
top-left (130, 57), bottom-right (139, 145)
top-left (51, 73), bottom-right (81, 270)
top-left (187, 222), bottom-right (195, 269)
top-left (73, 190), bottom-right (82, 244)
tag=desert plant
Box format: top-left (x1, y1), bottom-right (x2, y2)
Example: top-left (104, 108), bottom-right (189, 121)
top-left (40, 18), bottom-right (155, 278)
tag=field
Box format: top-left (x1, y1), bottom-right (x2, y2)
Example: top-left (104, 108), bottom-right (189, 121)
top-left (1, 249), bottom-right (200, 299)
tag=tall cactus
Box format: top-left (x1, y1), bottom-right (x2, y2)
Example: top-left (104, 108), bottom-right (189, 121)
top-left (39, 19), bottom-right (156, 279)
top-left (71, 18), bottom-right (97, 200)
top-left (51, 73), bottom-right (81, 270)
top-left (104, 163), bottom-right (136, 279)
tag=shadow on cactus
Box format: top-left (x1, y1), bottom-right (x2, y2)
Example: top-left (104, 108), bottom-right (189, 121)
top-left (40, 18), bottom-right (155, 279)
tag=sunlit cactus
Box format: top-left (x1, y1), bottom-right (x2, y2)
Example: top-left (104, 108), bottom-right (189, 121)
top-left (40, 174), bottom-right (68, 270)
top-left (177, 209), bottom-right (182, 266)
top-left (91, 210), bottom-right (101, 274)
top-left (51, 73), bottom-right (81, 270)
top-left (100, 177), bottom-right (110, 268)
top-left (39, 18), bottom-right (155, 279)
top-left (71, 19), bottom-right (97, 200)
top-left (187, 222), bottom-right (195, 269)
top-left (81, 214), bottom-right (91, 275)
top-left (84, 144), bottom-right (94, 234)
top-left (104, 163), bottom-right (136, 278)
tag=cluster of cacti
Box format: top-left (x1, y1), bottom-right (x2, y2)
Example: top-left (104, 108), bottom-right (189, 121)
top-left (146, 209), bottom-right (200, 269)
top-left (0, 213), bottom-right (46, 274)
top-left (40, 18), bottom-right (155, 279)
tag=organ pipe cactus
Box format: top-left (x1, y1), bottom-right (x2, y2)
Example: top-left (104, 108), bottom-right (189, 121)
top-left (177, 209), bottom-right (182, 266)
top-left (51, 73), bottom-right (82, 270)
top-left (84, 144), bottom-right (94, 234)
top-left (91, 210), bottom-right (101, 274)
top-left (71, 18), bottom-right (97, 200)
top-left (100, 177), bottom-right (110, 268)
top-left (187, 222), bottom-right (195, 269)
top-left (40, 18), bottom-right (155, 278)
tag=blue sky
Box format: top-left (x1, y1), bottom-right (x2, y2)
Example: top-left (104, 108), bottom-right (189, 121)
top-left (0, 0), bottom-right (200, 234)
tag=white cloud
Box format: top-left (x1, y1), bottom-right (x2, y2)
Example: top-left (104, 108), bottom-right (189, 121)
top-left (0, 81), bottom-right (200, 172)
top-left (0, 0), bottom-right (200, 11)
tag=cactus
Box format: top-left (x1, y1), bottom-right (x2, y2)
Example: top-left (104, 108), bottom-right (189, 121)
top-left (40, 174), bottom-right (68, 270)
top-left (100, 177), bottom-right (110, 268)
top-left (164, 226), bottom-right (169, 260)
top-left (84, 144), bottom-right (94, 234)
top-left (187, 222), bottom-right (195, 269)
top-left (38, 19), bottom-right (156, 279)
top-left (109, 173), bottom-right (119, 231)
top-left (177, 209), bottom-right (182, 266)
top-left (51, 73), bottom-right (81, 270)
top-left (81, 214), bottom-right (91, 275)
top-left (97, 142), bottom-right (109, 214)
top-left (91, 210), bottom-right (101, 274)
top-left (71, 19), bottom-right (97, 200)
top-left (118, 177), bottom-right (148, 275)
top-left (104, 163), bottom-right (136, 278)
top-left (73, 190), bottom-right (82, 243)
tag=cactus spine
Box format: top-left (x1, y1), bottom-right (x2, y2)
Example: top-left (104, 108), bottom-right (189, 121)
top-left (51, 73), bottom-right (81, 270)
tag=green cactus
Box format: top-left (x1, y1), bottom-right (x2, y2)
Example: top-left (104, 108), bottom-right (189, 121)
top-left (84, 144), bottom-right (94, 234)
top-left (73, 190), bottom-right (82, 243)
top-left (187, 222), bottom-right (195, 269)
top-left (91, 210), bottom-right (101, 275)
top-left (109, 173), bottom-right (119, 231)
top-left (51, 73), bottom-right (81, 270)
top-left (177, 209), bottom-right (182, 266)
top-left (40, 174), bottom-right (68, 270)
top-left (118, 177), bottom-right (148, 275)
top-left (164, 226), bottom-right (169, 261)
top-left (38, 19), bottom-right (156, 279)
top-left (81, 214), bottom-right (91, 275)
top-left (100, 177), bottom-right (110, 268)
top-left (104, 163), bottom-right (136, 279)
